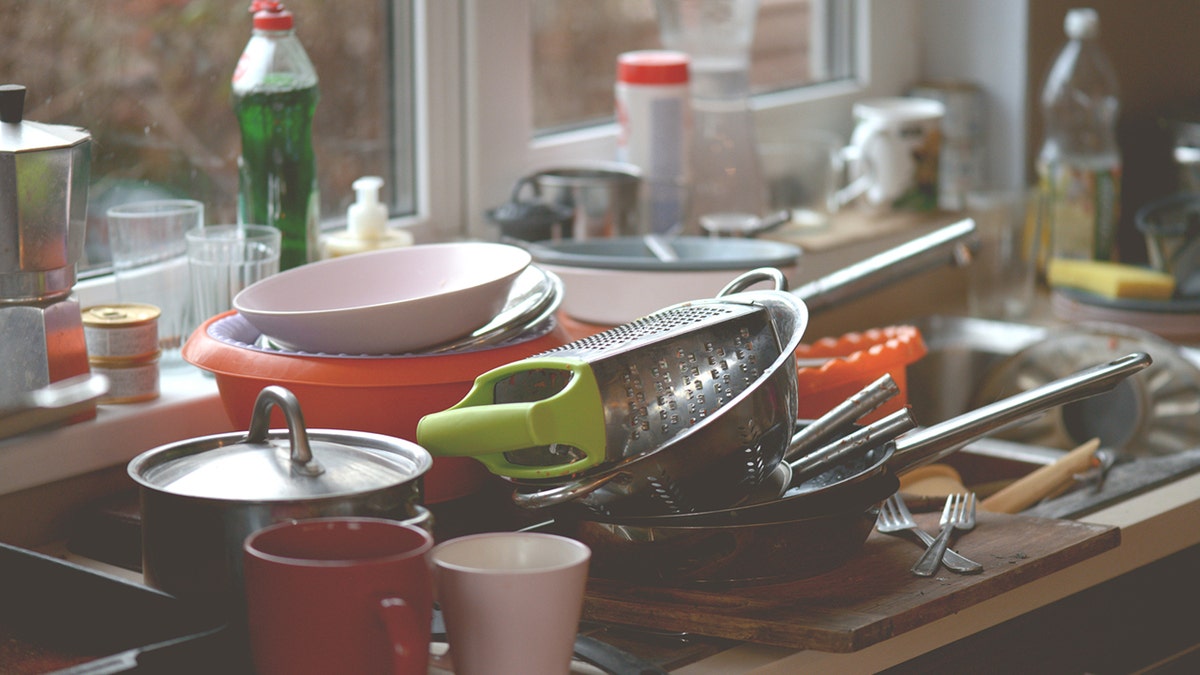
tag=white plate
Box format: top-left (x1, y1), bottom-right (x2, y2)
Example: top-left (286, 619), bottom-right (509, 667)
top-left (233, 242), bottom-right (531, 355)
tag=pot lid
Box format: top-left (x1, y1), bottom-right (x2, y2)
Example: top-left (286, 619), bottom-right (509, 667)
top-left (0, 85), bottom-right (91, 153)
top-left (128, 386), bottom-right (432, 501)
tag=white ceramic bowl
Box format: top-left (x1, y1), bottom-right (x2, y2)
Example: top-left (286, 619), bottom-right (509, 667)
top-left (233, 242), bottom-right (531, 354)
top-left (531, 236), bottom-right (801, 325)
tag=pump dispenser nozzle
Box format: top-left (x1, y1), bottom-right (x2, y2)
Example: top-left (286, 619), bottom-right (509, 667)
top-left (348, 176), bottom-right (387, 239)
top-left (319, 175), bottom-right (412, 259)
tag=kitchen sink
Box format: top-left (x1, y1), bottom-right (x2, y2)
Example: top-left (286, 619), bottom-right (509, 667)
top-left (897, 314), bottom-right (1200, 517)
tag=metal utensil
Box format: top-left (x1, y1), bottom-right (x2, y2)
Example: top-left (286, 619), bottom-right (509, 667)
top-left (912, 492), bottom-right (977, 576)
top-left (786, 407), bottom-right (917, 487)
top-left (643, 234), bottom-right (679, 262)
top-left (790, 218), bottom-right (977, 313)
top-left (782, 373), bottom-right (900, 464)
top-left (877, 494), bottom-right (981, 574)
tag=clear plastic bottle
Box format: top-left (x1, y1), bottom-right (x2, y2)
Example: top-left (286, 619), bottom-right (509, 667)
top-left (655, 0), bottom-right (768, 236)
top-left (1036, 8), bottom-right (1122, 266)
top-left (232, 0), bottom-right (319, 270)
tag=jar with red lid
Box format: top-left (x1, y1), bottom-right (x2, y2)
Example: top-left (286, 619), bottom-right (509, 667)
top-left (615, 50), bottom-right (690, 234)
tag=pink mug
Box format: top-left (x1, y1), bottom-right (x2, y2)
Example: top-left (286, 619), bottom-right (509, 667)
top-left (243, 517), bottom-right (434, 675)
top-left (430, 532), bottom-right (591, 675)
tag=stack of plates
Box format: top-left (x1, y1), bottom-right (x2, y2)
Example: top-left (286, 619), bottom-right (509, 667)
top-left (1051, 287), bottom-right (1200, 343)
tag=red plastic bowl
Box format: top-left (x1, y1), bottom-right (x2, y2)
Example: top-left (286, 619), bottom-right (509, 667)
top-left (182, 311), bottom-right (571, 503)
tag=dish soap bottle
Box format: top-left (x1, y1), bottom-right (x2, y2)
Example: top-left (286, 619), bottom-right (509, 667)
top-left (1036, 7), bottom-right (1122, 268)
top-left (232, 0), bottom-right (320, 270)
top-left (320, 176), bottom-right (413, 259)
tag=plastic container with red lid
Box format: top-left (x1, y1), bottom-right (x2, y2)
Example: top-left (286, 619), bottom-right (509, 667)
top-left (795, 325), bottom-right (928, 423)
top-left (616, 49), bottom-right (690, 234)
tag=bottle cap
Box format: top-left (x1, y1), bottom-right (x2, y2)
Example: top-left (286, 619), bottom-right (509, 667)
top-left (617, 51), bottom-right (689, 86)
top-left (250, 0), bottom-right (294, 31)
top-left (1064, 8), bottom-right (1099, 40)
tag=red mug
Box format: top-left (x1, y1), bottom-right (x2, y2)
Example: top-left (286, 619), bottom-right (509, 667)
top-left (243, 517), bottom-right (434, 675)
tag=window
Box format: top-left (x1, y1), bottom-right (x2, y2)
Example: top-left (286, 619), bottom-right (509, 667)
top-left (4, 1), bottom-right (917, 262)
top-left (530, 0), bottom-right (856, 135)
top-left (462, 0), bottom-right (916, 240)
top-left (1, 0), bottom-right (411, 274)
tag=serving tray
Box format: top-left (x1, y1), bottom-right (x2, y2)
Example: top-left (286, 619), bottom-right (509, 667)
top-left (582, 510), bottom-right (1119, 653)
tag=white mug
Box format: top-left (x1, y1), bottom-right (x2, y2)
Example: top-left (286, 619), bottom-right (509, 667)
top-left (839, 97), bottom-right (945, 210)
top-left (430, 532), bottom-right (591, 675)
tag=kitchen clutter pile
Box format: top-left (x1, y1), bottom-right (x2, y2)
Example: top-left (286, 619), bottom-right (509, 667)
top-left (172, 219), bottom-right (1154, 598)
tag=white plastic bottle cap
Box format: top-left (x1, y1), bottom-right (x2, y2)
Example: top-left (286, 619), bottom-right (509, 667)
top-left (1065, 8), bottom-right (1099, 39)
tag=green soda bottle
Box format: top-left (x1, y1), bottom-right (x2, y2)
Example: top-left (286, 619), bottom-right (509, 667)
top-left (232, 0), bottom-right (319, 270)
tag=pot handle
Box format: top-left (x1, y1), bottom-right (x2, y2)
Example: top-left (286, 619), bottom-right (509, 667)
top-left (245, 386), bottom-right (324, 477)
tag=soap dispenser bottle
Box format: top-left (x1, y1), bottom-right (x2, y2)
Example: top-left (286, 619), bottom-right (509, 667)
top-left (320, 176), bottom-right (413, 259)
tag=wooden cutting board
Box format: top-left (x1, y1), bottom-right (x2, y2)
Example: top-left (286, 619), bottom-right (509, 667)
top-left (581, 511), bottom-right (1119, 653)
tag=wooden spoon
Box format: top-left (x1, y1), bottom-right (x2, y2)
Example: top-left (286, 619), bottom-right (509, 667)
top-left (980, 438), bottom-right (1101, 514)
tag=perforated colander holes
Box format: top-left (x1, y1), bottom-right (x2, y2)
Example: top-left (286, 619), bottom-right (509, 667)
top-left (659, 406), bottom-right (683, 434)
top-left (646, 473), bottom-right (687, 512)
top-left (624, 367), bottom-right (652, 441)
top-left (741, 441), bottom-right (770, 481)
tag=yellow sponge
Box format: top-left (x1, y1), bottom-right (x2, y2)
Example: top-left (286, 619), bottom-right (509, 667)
top-left (1047, 258), bottom-right (1176, 301)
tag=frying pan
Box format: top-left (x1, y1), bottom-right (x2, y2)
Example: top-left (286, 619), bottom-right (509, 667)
top-left (582, 351), bottom-right (1152, 528)
top-left (543, 467), bottom-right (901, 587)
top-left (543, 352), bottom-right (1150, 586)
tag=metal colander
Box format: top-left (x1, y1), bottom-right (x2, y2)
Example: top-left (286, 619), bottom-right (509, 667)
top-left (495, 301), bottom-right (781, 467)
top-left (416, 269), bottom-right (807, 489)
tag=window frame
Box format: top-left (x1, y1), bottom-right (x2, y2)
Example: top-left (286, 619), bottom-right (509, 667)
top-left (443, 0), bottom-right (922, 240)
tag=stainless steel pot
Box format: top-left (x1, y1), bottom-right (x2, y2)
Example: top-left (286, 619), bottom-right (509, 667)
top-left (127, 386), bottom-right (433, 614)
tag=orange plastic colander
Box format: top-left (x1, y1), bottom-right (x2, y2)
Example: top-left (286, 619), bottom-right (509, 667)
top-left (795, 325), bottom-right (927, 423)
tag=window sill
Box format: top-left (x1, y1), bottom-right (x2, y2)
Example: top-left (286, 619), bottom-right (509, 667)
top-left (0, 366), bottom-right (235, 498)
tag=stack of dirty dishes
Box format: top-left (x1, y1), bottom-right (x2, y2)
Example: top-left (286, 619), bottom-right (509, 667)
top-left (415, 269), bottom-right (903, 585)
top-left (182, 242), bottom-right (568, 505)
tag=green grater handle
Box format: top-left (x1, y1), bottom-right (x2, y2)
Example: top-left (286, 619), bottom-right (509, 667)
top-left (414, 358), bottom-right (608, 479)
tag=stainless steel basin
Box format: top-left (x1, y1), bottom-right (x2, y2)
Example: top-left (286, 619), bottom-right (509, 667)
top-left (898, 315), bottom-right (1200, 517)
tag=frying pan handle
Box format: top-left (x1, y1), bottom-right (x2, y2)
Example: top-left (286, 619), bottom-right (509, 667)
top-left (792, 218), bottom-right (978, 314)
top-left (414, 359), bottom-right (609, 479)
top-left (891, 352), bottom-right (1152, 475)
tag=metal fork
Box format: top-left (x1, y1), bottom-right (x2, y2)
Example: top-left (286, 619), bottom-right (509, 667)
top-left (912, 492), bottom-right (977, 577)
top-left (876, 494), bottom-right (982, 574)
